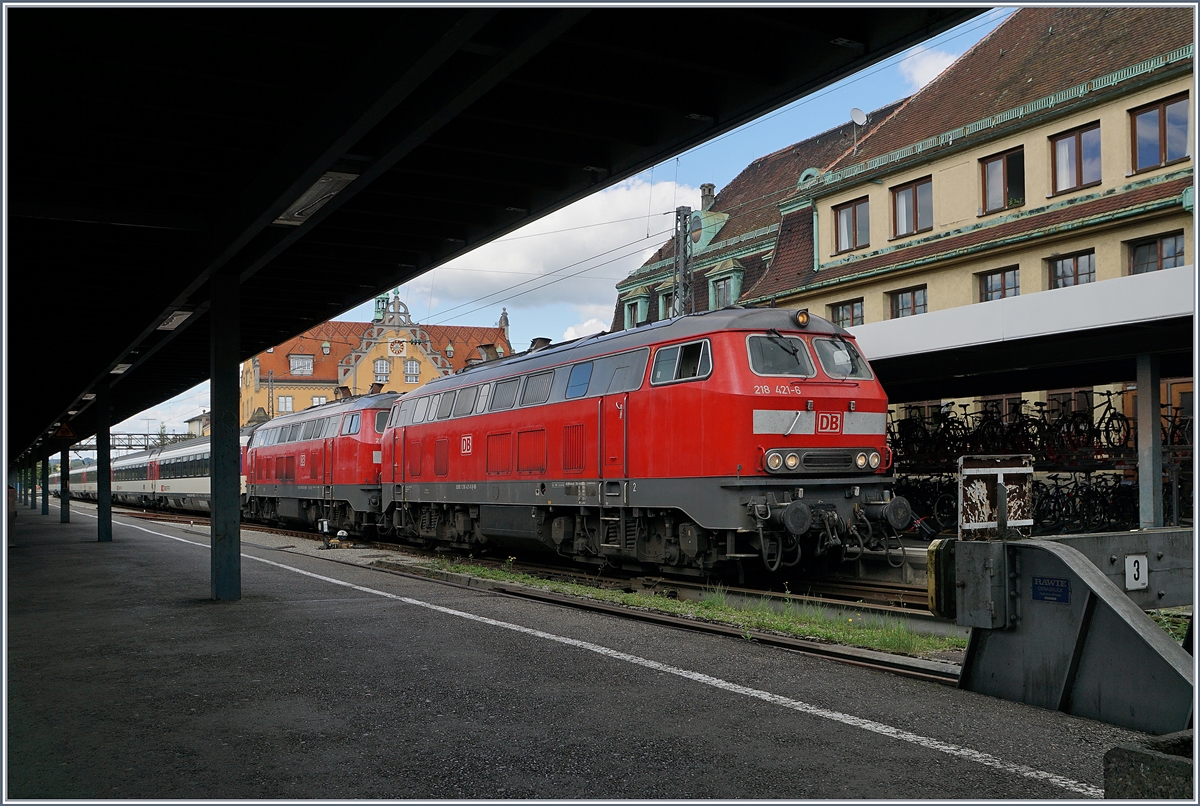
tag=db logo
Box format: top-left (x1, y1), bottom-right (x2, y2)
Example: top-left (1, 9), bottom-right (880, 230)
top-left (816, 412), bottom-right (842, 434)
top-left (461, 435), bottom-right (473, 455)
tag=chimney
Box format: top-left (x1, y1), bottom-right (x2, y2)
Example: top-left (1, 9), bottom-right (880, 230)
top-left (368, 382), bottom-right (384, 395)
top-left (477, 344), bottom-right (499, 361)
top-left (529, 337), bottom-right (552, 352)
top-left (700, 183), bottom-right (716, 211)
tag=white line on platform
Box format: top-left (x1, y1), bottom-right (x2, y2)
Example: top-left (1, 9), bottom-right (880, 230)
top-left (90, 512), bottom-right (1103, 798)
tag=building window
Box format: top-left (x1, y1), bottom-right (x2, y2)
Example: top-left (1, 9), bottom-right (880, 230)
top-left (1130, 232), bottom-right (1186, 274)
top-left (1050, 251), bottom-right (1095, 288)
top-left (289, 355), bottom-right (313, 376)
top-left (659, 289), bottom-right (676, 319)
top-left (1052, 123), bottom-right (1101, 193)
top-left (311, 396), bottom-right (327, 407)
top-left (1131, 94), bottom-right (1190, 172)
top-left (980, 267), bottom-right (1020, 301)
top-left (711, 277), bottom-right (732, 309)
top-left (890, 286), bottom-right (927, 318)
top-left (278, 395), bottom-right (293, 413)
top-left (892, 177), bottom-right (932, 237)
top-left (374, 358), bottom-right (390, 383)
top-left (981, 147), bottom-right (1025, 213)
top-left (404, 359), bottom-right (419, 375)
top-left (834, 197), bottom-right (870, 252)
top-left (830, 299), bottom-right (864, 328)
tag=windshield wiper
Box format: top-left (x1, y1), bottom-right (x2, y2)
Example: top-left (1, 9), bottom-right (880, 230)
top-left (765, 328), bottom-right (800, 360)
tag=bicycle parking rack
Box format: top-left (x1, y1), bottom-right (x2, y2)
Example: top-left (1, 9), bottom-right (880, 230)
top-left (928, 457), bottom-right (1193, 736)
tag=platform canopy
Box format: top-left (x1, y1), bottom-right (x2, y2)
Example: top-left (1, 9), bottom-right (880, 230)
top-left (850, 266), bottom-right (1195, 403)
top-left (6, 6), bottom-right (980, 464)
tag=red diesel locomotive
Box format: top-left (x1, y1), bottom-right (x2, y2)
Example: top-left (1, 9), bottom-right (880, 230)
top-left (377, 307), bottom-right (912, 577)
top-left (243, 393), bottom-right (399, 531)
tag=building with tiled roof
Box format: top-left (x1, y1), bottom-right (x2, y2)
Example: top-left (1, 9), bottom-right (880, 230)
top-left (611, 98), bottom-right (906, 331)
top-left (758, 5), bottom-right (1193, 418)
top-left (238, 296), bottom-right (514, 425)
top-left (615, 6), bottom-right (1193, 421)
top-left (240, 320), bottom-right (368, 423)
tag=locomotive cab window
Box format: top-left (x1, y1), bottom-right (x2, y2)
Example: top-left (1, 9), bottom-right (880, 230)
top-left (651, 340), bottom-right (711, 385)
top-left (396, 399), bottom-right (416, 427)
top-left (374, 411), bottom-right (388, 434)
top-left (747, 334), bottom-right (816, 377)
top-left (813, 338), bottom-right (873, 380)
top-left (490, 378), bottom-right (520, 411)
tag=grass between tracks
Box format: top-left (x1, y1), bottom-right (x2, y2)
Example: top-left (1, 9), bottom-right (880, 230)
top-left (418, 557), bottom-right (968, 659)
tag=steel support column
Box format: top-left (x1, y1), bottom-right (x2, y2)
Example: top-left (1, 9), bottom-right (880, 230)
top-left (59, 448), bottom-right (70, 523)
top-left (29, 462), bottom-right (38, 510)
top-left (1136, 353), bottom-right (1163, 528)
top-left (210, 272), bottom-right (241, 601)
top-left (20, 465), bottom-right (28, 504)
top-left (41, 455), bottom-right (49, 515)
top-left (96, 381), bottom-right (112, 542)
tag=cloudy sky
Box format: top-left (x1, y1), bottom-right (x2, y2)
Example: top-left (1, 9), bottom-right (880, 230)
top-left (113, 8), bottom-right (1013, 440)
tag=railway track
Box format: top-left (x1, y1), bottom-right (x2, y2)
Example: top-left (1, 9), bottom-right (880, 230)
top-left (112, 505), bottom-right (959, 683)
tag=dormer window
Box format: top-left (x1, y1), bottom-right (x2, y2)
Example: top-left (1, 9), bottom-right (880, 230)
top-left (289, 354), bottom-right (313, 375)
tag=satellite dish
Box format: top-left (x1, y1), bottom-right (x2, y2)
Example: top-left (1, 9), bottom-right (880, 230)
top-left (850, 107), bottom-right (868, 126)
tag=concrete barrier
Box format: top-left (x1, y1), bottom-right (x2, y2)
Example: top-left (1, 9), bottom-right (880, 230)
top-left (1103, 729), bottom-right (1193, 799)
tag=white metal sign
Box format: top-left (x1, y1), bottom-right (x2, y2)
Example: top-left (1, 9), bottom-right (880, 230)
top-left (1124, 554), bottom-right (1149, 590)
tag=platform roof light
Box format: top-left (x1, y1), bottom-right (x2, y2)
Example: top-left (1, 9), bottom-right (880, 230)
top-left (111, 363), bottom-right (132, 374)
top-left (273, 171), bottom-right (358, 226)
top-left (157, 309), bottom-right (194, 331)
top-left (81, 393), bottom-right (96, 401)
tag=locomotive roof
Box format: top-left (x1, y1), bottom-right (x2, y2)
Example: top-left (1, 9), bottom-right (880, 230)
top-left (256, 392), bottom-right (400, 429)
top-left (420, 307), bottom-right (850, 393)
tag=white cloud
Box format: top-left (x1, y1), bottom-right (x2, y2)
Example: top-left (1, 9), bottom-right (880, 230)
top-left (343, 176), bottom-right (699, 351)
top-left (563, 318), bottom-right (608, 341)
top-left (898, 47), bottom-right (959, 92)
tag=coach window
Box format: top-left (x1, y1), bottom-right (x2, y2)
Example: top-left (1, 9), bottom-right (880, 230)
top-left (651, 339), bottom-right (711, 385)
top-left (203, 453), bottom-right (210, 475)
top-left (521, 372), bottom-right (554, 406)
top-left (814, 338), bottom-right (874, 380)
top-left (747, 335), bottom-right (815, 377)
top-left (342, 413), bottom-right (361, 435)
top-left (475, 383), bottom-right (492, 414)
top-left (565, 362), bottom-right (593, 399)
top-left (435, 391), bottom-right (457, 420)
top-left (301, 420), bottom-right (319, 440)
top-left (453, 386), bottom-right (479, 417)
top-left (490, 378), bottom-right (520, 411)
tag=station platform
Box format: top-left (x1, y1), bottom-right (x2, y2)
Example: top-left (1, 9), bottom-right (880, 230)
top-left (7, 506), bottom-right (1150, 799)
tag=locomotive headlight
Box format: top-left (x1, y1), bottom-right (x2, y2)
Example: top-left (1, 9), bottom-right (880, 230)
top-left (766, 452), bottom-right (783, 471)
top-left (784, 452), bottom-right (800, 470)
top-left (794, 310), bottom-right (810, 328)
top-left (855, 452), bottom-right (868, 469)
top-left (868, 451), bottom-right (881, 469)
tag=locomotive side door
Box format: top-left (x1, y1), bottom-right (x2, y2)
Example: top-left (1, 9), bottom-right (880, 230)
top-left (601, 393), bottom-right (628, 480)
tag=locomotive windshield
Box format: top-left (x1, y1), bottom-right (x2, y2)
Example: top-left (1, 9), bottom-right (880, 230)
top-left (747, 334), bottom-right (815, 377)
top-left (813, 337), bottom-right (873, 380)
